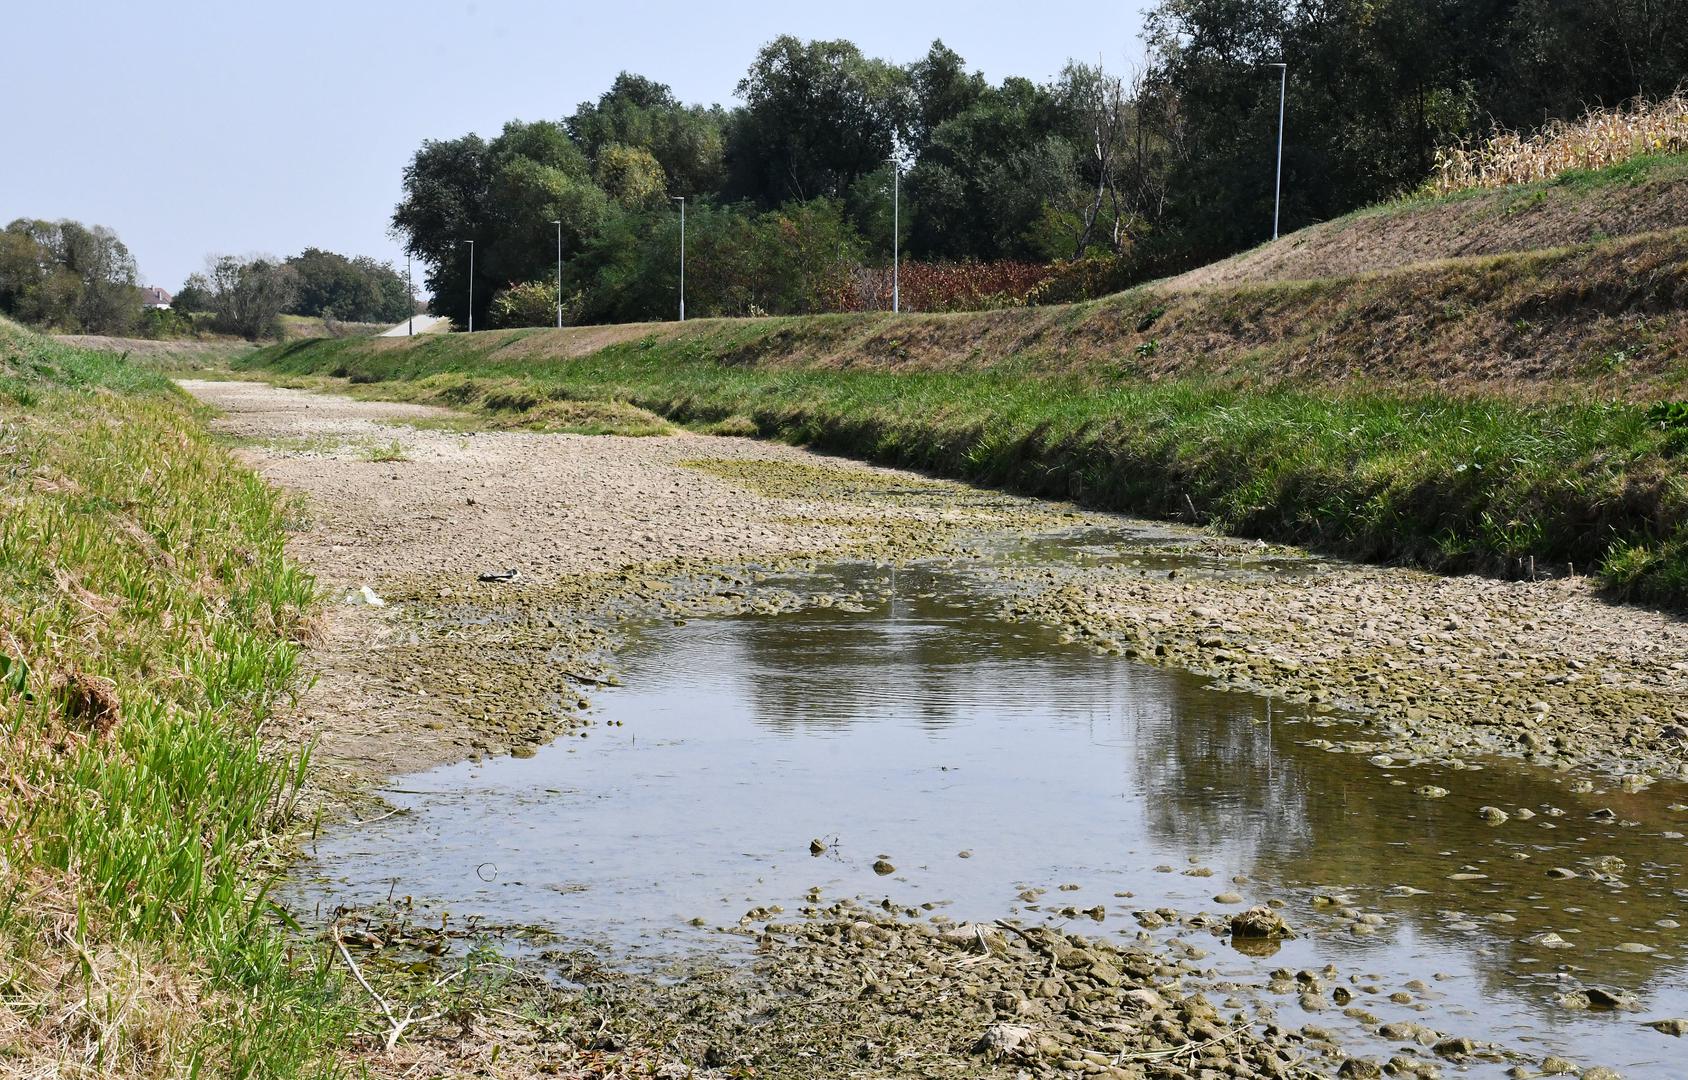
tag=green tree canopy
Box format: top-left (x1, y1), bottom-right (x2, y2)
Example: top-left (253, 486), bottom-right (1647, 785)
top-left (0, 218), bottom-right (140, 333)
top-left (284, 248), bottom-right (411, 323)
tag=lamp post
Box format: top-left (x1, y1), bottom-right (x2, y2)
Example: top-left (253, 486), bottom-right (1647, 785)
top-left (551, 219), bottom-right (563, 329)
top-left (889, 139), bottom-right (901, 313)
top-left (671, 196), bottom-right (686, 322)
top-left (1269, 62), bottom-right (1287, 240)
top-left (406, 253), bottom-right (413, 336)
top-left (463, 239), bottom-right (475, 332)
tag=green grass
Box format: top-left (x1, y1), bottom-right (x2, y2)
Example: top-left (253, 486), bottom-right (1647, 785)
top-left (245, 330), bottom-right (1688, 608)
top-left (359, 438), bottom-right (410, 462)
top-left (0, 318), bottom-right (349, 1075)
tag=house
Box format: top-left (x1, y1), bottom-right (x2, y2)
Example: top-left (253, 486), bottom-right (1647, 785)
top-left (139, 286), bottom-right (172, 309)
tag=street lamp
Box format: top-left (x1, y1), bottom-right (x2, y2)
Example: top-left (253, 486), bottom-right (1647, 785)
top-left (1269, 62), bottom-right (1287, 240)
top-left (888, 138), bottom-right (901, 314)
top-left (551, 219), bottom-right (563, 329)
top-left (463, 239), bottom-right (475, 332)
top-left (406, 252), bottom-right (413, 336)
top-left (670, 196), bottom-right (686, 322)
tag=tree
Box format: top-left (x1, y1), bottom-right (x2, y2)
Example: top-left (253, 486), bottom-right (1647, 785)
top-left (1059, 63), bottom-right (1132, 257)
top-left (726, 36), bottom-right (911, 206)
top-left (393, 121), bottom-right (610, 330)
top-left (204, 255), bottom-right (298, 340)
top-left (907, 41), bottom-right (988, 153)
top-left (594, 144), bottom-right (668, 208)
top-left (173, 273), bottom-right (215, 314)
top-left (905, 77), bottom-right (1083, 261)
top-left (284, 248), bottom-right (411, 322)
top-left (1503, 0), bottom-right (1688, 128)
top-left (0, 218), bottom-right (140, 333)
top-left (568, 73), bottom-right (728, 195)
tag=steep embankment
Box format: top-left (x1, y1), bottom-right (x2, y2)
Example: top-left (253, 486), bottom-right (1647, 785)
top-left (1164, 152), bottom-right (1688, 289)
top-left (0, 318), bottom-right (348, 1075)
top-left (243, 157), bottom-right (1688, 607)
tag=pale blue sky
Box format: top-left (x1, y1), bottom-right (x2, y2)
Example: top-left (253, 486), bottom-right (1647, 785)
top-left (4, 1), bottom-right (1151, 294)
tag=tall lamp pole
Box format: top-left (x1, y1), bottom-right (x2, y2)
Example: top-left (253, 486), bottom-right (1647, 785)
top-left (463, 239), bottom-right (475, 332)
top-left (551, 219), bottom-right (563, 329)
top-left (889, 139), bottom-right (900, 313)
top-left (1270, 62), bottom-right (1287, 241)
top-left (671, 196), bottom-right (686, 322)
top-left (406, 253), bottom-right (413, 336)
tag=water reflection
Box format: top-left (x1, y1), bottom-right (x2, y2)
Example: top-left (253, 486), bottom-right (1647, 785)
top-left (293, 549), bottom-right (1688, 1076)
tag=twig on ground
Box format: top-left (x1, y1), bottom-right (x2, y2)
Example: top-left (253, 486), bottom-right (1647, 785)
top-left (1111, 1021), bottom-right (1253, 1064)
top-left (333, 924), bottom-right (446, 1052)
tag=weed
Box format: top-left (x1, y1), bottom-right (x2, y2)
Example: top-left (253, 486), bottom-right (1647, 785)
top-left (361, 439), bottom-right (410, 462)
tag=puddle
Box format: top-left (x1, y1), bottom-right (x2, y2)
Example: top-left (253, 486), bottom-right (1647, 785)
top-left (295, 540), bottom-right (1688, 1076)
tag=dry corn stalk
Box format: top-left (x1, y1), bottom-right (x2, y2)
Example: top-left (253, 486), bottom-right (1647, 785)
top-left (1432, 93), bottom-right (1688, 195)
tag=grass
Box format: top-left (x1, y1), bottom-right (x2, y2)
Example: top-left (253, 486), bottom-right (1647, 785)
top-left (359, 439), bottom-right (409, 462)
top-left (244, 322), bottom-right (1688, 609)
top-left (0, 318), bottom-right (349, 1076)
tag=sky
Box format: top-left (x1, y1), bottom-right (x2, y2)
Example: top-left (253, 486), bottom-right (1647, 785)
top-left (3, 1), bottom-right (1153, 296)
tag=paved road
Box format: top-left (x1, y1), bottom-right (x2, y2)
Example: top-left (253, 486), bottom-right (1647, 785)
top-left (378, 314), bottom-right (448, 336)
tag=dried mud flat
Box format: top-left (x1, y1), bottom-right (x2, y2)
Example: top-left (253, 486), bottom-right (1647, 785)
top-left (182, 379), bottom-right (1686, 1079)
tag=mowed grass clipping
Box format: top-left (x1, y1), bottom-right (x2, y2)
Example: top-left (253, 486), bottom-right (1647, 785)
top-left (246, 328), bottom-right (1688, 608)
top-left (0, 318), bottom-right (348, 1076)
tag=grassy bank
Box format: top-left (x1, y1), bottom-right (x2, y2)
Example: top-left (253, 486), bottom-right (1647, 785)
top-left (0, 319), bottom-right (347, 1075)
top-left (243, 302), bottom-right (1688, 608)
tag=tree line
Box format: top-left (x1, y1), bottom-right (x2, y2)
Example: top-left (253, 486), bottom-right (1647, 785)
top-left (397, 2), bottom-right (1686, 328)
top-left (0, 219), bottom-right (413, 340)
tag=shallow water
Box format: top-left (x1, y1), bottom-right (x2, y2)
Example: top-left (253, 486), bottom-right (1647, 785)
top-left (296, 538), bottom-right (1688, 1075)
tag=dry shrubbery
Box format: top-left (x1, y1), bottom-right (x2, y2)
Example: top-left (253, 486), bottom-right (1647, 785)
top-left (1432, 93), bottom-right (1688, 194)
top-left (839, 261), bottom-right (1059, 313)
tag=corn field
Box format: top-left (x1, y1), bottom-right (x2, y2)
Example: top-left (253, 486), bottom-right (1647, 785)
top-left (1431, 93), bottom-right (1688, 194)
top-left (1431, 94), bottom-right (1688, 195)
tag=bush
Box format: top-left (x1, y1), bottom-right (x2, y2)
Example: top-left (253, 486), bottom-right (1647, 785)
top-left (488, 280), bottom-right (583, 328)
top-left (135, 306), bottom-right (196, 339)
top-left (1025, 255), bottom-right (1139, 306)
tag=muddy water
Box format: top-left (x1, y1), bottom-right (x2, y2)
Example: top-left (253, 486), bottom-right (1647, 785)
top-left (298, 542), bottom-right (1688, 1076)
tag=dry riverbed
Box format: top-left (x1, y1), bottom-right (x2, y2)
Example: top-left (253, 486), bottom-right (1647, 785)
top-left (182, 379), bottom-right (1686, 1079)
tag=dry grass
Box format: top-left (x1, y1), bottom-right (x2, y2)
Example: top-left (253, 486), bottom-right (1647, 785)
top-left (1433, 93), bottom-right (1688, 194)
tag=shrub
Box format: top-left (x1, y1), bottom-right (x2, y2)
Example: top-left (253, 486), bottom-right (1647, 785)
top-left (134, 306), bottom-right (193, 339)
top-left (488, 280), bottom-right (583, 328)
top-left (1025, 255), bottom-right (1139, 306)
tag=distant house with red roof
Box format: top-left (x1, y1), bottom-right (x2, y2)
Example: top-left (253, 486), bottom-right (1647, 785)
top-left (139, 286), bottom-right (172, 309)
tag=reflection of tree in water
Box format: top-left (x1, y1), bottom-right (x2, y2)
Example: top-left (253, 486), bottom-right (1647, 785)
top-left (1131, 689), bottom-right (1688, 1004)
top-left (1127, 678), bottom-right (1314, 871)
top-left (733, 566), bottom-right (1103, 735)
top-left (707, 562), bottom-right (1688, 1009)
